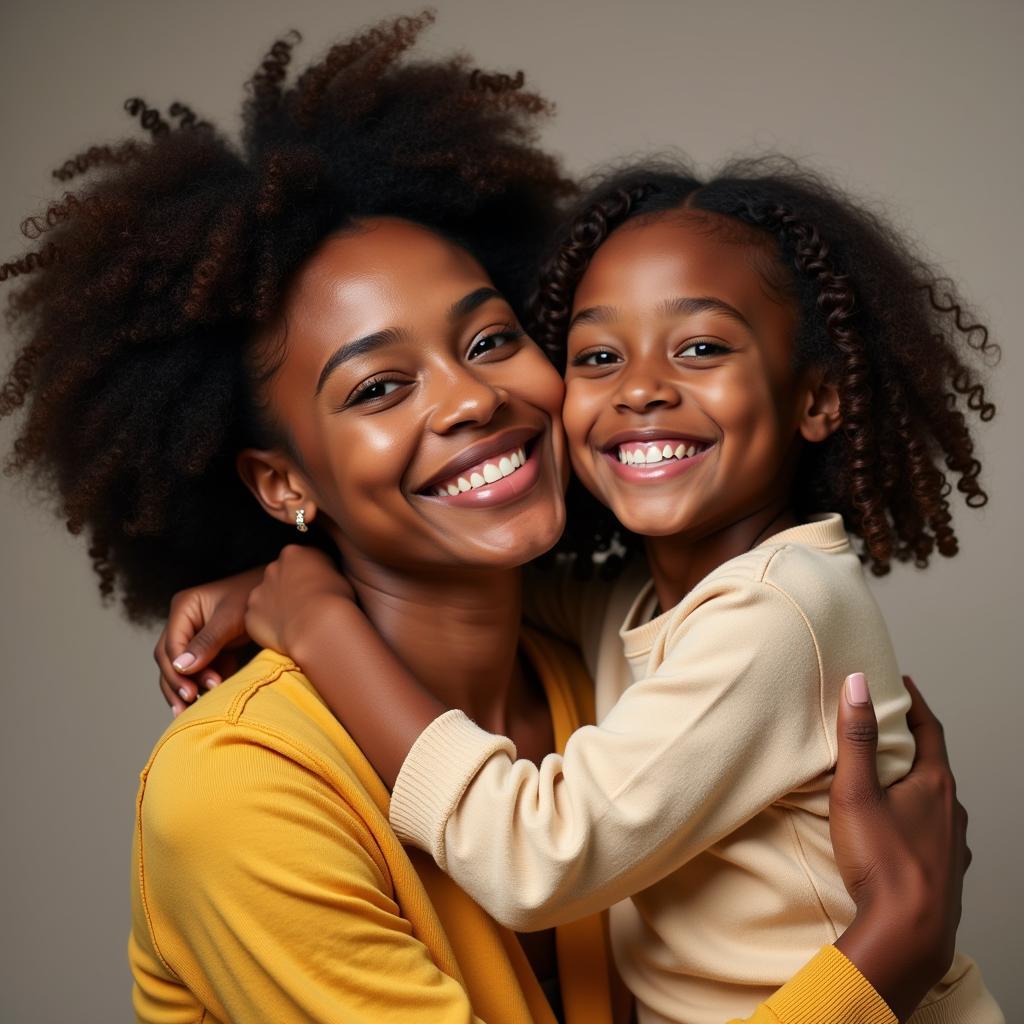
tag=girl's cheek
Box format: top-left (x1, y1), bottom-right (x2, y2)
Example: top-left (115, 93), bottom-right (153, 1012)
top-left (560, 382), bottom-right (601, 481)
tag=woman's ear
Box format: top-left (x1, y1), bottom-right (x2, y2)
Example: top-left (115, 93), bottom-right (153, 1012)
top-left (798, 370), bottom-right (842, 443)
top-left (236, 448), bottom-right (318, 529)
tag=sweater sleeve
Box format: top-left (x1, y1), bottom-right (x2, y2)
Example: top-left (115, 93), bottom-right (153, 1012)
top-left (730, 946), bottom-right (895, 1024)
top-left (131, 723), bottom-right (486, 1024)
top-left (390, 574), bottom-right (834, 931)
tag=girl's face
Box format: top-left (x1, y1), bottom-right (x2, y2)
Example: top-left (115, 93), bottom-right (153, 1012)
top-left (563, 211), bottom-right (832, 541)
top-left (246, 218), bottom-right (567, 573)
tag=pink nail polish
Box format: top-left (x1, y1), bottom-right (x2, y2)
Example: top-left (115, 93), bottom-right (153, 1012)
top-left (846, 673), bottom-right (870, 705)
top-left (173, 652), bottom-right (197, 671)
top-left (177, 686), bottom-right (191, 702)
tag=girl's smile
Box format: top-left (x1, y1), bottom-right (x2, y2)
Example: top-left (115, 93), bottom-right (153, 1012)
top-left (563, 210), bottom-right (823, 546)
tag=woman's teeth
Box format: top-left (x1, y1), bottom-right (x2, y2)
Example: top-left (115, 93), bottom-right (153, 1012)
top-left (616, 441), bottom-right (706, 465)
top-left (433, 446), bottom-right (528, 497)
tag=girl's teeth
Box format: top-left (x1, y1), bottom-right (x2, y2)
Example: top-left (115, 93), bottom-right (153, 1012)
top-left (433, 447), bottom-right (528, 497)
top-left (617, 442), bottom-right (706, 466)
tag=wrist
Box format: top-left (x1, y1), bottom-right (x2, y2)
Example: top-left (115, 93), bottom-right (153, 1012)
top-left (835, 900), bottom-right (939, 1023)
top-left (285, 591), bottom-right (359, 668)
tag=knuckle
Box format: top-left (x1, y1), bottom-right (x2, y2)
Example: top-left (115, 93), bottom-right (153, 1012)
top-left (842, 719), bottom-right (879, 746)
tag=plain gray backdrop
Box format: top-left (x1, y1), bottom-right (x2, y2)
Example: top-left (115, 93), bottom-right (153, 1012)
top-left (1, 1), bottom-right (1021, 1020)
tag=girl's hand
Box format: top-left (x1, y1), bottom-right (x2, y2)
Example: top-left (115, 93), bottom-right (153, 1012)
top-left (154, 566), bottom-right (266, 715)
top-left (244, 545), bottom-right (355, 661)
top-left (831, 674), bottom-right (969, 1022)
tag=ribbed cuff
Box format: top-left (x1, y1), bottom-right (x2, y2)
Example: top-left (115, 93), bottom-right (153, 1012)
top-left (389, 709), bottom-right (516, 863)
top-left (765, 945), bottom-right (896, 1024)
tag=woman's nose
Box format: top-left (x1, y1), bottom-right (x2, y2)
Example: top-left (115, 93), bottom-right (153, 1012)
top-left (429, 368), bottom-right (508, 434)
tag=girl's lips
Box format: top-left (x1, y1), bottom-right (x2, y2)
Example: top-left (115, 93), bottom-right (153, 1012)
top-left (421, 440), bottom-right (542, 509)
top-left (602, 441), bottom-right (713, 482)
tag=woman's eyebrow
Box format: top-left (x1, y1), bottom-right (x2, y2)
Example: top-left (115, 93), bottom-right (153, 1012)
top-left (315, 288), bottom-right (504, 396)
top-left (448, 286), bottom-right (502, 320)
top-left (315, 327), bottom-right (407, 396)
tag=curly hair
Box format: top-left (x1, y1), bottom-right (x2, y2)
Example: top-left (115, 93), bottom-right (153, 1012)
top-left (1, 12), bottom-right (576, 621)
top-left (530, 158), bottom-right (996, 577)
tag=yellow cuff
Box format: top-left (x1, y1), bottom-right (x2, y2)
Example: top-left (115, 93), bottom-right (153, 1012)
top-left (762, 945), bottom-right (896, 1024)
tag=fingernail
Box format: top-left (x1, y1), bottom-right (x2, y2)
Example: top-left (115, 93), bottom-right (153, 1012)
top-left (173, 652), bottom-right (197, 671)
top-left (203, 675), bottom-right (219, 689)
top-left (846, 672), bottom-right (870, 705)
top-left (177, 686), bottom-right (191, 702)
top-left (172, 706), bottom-right (182, 718)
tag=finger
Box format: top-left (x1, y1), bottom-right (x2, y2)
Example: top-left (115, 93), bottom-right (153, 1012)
top-left (832, 673), bottom-right (883, 805)
top-left (164, 593), bottom-right (220, 675)
top-left (902, 676), bottom-right (950, 766)
top-left (159, 673), bottom-right (189, 716)
top-left (174, 605), bottom-right (245, 674)
top-left (154, 626), bottom-right (199, 704)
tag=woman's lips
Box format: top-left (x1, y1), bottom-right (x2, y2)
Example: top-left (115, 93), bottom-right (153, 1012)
top-left (422, 441), bottom-right (541, 508)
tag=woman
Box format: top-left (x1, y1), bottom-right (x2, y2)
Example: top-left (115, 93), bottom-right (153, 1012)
top-left (1, 15), bottom-right (968, 1023)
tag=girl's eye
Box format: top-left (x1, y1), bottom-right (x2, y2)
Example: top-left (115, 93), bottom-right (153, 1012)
top-left (468, 326), bottom-right (524, 359)
top-left (347, 376), bottom-right (407, 407)
top-left (677, 340), bottom-right (730, 359)
top-left (572, 349), bottom-right (622, 367)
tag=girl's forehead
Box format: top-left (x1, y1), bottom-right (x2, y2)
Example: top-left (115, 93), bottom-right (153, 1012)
top-left (574, 212), bottom-right (777, 311)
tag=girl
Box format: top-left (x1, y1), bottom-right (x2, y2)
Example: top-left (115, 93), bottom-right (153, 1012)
top-left (167, 163), bottom-right (1002, 1022)
top-left (0, 16), bottom-right (970, 1023)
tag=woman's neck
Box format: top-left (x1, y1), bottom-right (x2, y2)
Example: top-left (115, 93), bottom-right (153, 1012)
top-left (339, 554), bottom-right (529, 734)
top-left (644, 498), bottom-right (798, 613)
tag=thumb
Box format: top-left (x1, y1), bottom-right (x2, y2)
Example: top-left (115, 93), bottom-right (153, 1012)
top-left (832, 673), bottom-right (883, 808)
top-left (173, 605), bottom-right (245, 673)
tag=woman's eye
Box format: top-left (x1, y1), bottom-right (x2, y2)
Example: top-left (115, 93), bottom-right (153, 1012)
top-left (348, 377), bottom-right (406, 406)
top-left (467, 327), bottom-right (523, 359)
top-left (572, 349), bottom-right (621, 367)
top-left (677, 340), bottom-right (730, 359)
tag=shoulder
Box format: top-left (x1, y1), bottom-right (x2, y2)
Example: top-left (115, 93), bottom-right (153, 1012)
top-left (137, 650), bottom-right (388, 876)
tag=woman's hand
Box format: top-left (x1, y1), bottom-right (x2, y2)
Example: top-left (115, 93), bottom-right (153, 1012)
top-left (244, 545), bottom-right (355, 662)
top-left (831, 674), bottom-right (969, 1022)
top-left (154, 566), bottom-right (265, 715)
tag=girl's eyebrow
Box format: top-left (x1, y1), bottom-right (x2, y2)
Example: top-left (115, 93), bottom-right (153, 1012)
top-left (569, 295), bottom-right (752, 334)
top-left (660, 296), bottom-right (753, 331)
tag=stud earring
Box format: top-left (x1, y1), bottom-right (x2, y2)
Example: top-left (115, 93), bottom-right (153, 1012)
top-left (294, 508), bottom-right (308, 533)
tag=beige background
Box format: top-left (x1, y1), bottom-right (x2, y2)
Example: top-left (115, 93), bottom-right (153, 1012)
top-left (1, 1), bottom-right (1020, 1019)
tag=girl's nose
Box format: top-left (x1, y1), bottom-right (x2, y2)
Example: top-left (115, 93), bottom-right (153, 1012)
top-left (613, 371), bottom-right (680, 414)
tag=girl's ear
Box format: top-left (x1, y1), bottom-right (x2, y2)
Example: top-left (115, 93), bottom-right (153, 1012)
top-left (236, 448), bottom-right (318, 529)
top-left (798, 370), bottom-right (842, 443)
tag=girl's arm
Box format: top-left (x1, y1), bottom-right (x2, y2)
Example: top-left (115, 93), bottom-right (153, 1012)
top-left (159, 547), bottom-right (968, 1023)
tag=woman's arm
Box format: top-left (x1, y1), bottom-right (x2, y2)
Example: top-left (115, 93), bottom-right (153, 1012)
top-left (829, 676), bottom-right (968, 1022)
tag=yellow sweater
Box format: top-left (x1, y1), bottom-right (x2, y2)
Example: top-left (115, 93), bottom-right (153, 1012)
top-left (391, 517), bottom-right (1001, 1024)
top-left (130, 631), bottom-right (894, 1023)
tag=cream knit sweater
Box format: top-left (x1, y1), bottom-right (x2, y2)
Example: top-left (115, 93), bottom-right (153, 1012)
top-left (390, 515), bottom-right (1001, 1024)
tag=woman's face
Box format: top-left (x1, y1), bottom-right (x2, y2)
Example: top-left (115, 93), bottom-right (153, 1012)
top-left (252, 218), bottom-right (567, 573)
top-left (562, 211), bottom-right (816, 541)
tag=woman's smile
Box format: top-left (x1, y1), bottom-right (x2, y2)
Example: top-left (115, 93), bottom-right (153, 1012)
top-left (255, 217), bottom-right (568, 571)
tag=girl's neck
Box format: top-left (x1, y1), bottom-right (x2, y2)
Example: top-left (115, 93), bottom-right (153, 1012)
top-left (338, 553), bottom-right (531, 734)
top-left (644, 498), bottom-right (799, 613)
